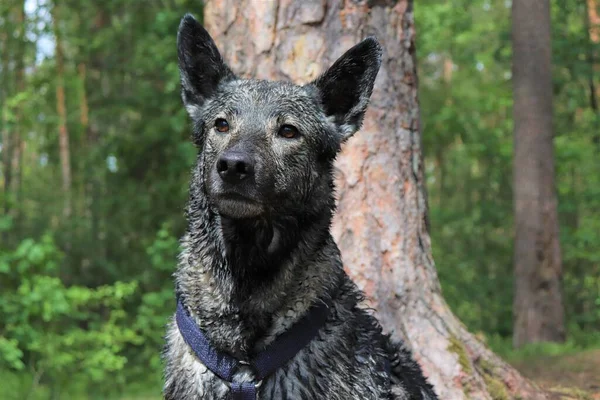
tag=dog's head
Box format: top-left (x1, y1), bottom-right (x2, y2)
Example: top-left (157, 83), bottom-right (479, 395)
top-left (178, 14), bottom-right (382, 220)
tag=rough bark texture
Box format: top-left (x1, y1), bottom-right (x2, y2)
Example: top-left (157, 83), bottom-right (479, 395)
top-left (204, 0), bottom-right (548, 398)
top-left (52, 3), bottom-right (72, 219)
top-left (512, 0), bottom-right (566, 348)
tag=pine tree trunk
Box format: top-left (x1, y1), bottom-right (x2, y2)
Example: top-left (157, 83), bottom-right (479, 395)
top-left (1, 2), bottom-right (25, 229)
top-left (512, 0), bottom-right (565, 348)
top-left (52, 2), bottom-right (72, 219)
top-left (79, 63), bottom-right (89, 130)
top-left (1, 26), bottom-right (12, 218)
top-left (86, 6), bottom-right (109, 263)
top-left (586, 0), bottom-right (600, 145)
top-left (12, 1), bottom-right (25, 233)
top-left (79, 60), bottom-right (94, 233)
top-left (588, 0), bottom-right (600, 43)
top-left (204, 0), bottom-right (549, 398)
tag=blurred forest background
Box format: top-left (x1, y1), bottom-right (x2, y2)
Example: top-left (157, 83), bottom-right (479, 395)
top-left (0, 0), bottom-right (598, 399)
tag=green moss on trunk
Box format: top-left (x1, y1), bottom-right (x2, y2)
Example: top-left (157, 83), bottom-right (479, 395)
top-left (447, 335), bottom-right (473, 375)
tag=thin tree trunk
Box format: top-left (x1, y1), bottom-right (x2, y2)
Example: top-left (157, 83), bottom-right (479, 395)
top-left (435, 149), bottom-right (444, 207)
top-left (204, 0), bottom-right (548, 398)
top-left (78, 63), bottom-right (89, 130)
top-left (78, 60), bottom-right (94, 278)
top-left (1, 2), bottom-right (25, 229)
top-left (12, 1), bottom-right (25, 233)
top-left (78, 61), bottom-right (90, 222)
top-left (512, 0), bottom-right (565, 347)
top-left (10, 139), bottom-right (22, 213)
top-left (437, 57), bottom-right (453, 204)
top-left (588, 0), bottom-right (600, 43)
top-left (79, 59), bottom-right (97, 240)
top-left (52, 2), bottom-right (72, 219)
top-left (86, 5), bottom-right (109, 262)
top-left (1, 26), bottom-right (12, 218)
top-left (586, 0), bottom-right (600, 145)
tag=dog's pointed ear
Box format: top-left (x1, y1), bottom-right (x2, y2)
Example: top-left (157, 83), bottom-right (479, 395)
top-left (177, 14), bottom-right (234, 117)
top-left (311, 37), bottom-right (382, 141)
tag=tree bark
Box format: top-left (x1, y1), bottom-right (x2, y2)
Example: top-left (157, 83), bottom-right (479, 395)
top-left (78, 63), bottom-right (89, 130)
top-left (512, 0), bottom-right (565, 348)
top-left (1, 2), bottom-right (25, 228)
top-left (586, 0), bottom-right (599, 106)
top-left (12, 1), bottom-right (25, 233)
top-left (1, 25), bottom-right (12, 218)
top-left (586, 0), bottom-right (600, 146)
top-left (588, 0), bottom-right (600, 43)
top-left (204, 0), bottom-right (549, 398)
top-left (52, 2), bottom-right (72, 219)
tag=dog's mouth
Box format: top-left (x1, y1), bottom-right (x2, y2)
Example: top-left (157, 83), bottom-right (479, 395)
top-left (212, 192), bottom-right (265, 219)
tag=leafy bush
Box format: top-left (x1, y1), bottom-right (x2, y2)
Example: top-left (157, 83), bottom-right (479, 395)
top-left (0, 234), bottom-right (141, 396)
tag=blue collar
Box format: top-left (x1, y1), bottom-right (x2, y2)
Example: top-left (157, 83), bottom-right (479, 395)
top-left (175, 287), bottom-right (338, 400)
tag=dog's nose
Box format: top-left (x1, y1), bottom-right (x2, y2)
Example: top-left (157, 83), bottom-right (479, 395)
top-left (217, 151), bottom-right (254, 183)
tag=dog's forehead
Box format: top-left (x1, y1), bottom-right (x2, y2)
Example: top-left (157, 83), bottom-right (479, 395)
top-left (218, 79), bottom-right (318, 114)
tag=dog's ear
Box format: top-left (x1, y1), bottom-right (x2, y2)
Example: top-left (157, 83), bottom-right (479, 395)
top-left (311, 37), bottom-right (382, 141)
top-left (177, 14), bottom-right (234, 117)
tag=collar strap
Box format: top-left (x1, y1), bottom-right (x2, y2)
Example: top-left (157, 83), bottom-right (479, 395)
top-left (175, 285), bottom-right (338, 399)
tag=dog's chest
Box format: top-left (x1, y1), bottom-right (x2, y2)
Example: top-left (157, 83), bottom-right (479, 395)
top-left (163, 319), bottom-right (386, 400)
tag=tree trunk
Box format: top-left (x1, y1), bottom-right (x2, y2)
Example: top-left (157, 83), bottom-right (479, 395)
top-left (1, 26), bottom-right (12, 218)
top-left (52, 2), bottom-right (72, 219)
top-left (79, 60), bottom-right (95, 234)
top-left (12, 1), bottom-right (25, 233)
top-left (78, 63), bottom-right (89, 130)
top-left (512, 0), bottom-right (565, 348)
top-left (588, 0), bottom-right (600, 43)
top-left (586, 0), bottom-right (600, 146)
top-left (1, 2), bottom-right (25, 229)
top-left (85, 6), bottom-right (109, 264)
top-left (204, 0), bottom-right (548, 398)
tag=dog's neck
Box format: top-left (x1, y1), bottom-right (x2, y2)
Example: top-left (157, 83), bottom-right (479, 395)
top-left (218, 215), bottom-right (299, 298)
top-left (175, 175), bottom-right (342, 359)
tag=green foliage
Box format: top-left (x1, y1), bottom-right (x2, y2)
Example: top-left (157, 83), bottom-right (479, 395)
top-left (488, 331), bottom-right (600, 365)
top-left (0, 1), bottom-right (195, 396)
top-left (0, 226), bottom-right (179, 396)
top-left (127, 224), bottom-right (178, 386)
top-left (416, 0), bottom-right (515, 337)
top-left (416, 0), bottom-right (600, 343)
top-left (0, 234), bottom-right (141, 396)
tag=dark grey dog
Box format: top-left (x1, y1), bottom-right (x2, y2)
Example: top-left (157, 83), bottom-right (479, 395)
top-left (163, 13), bottom-right (438, 400)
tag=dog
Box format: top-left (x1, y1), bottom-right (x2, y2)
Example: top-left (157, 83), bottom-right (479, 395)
top-left (163, 13), bottom-right (438, 400)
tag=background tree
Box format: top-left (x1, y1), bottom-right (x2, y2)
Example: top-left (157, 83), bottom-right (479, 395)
top-left (51, 1), bottom-right (72, 220)
top-left (512, 0), bottom-right (566, 348)
top-left (1, 2), bottom-right (25, 227)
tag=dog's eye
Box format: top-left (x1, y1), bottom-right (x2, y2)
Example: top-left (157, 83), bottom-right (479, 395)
top-left (215, 118), bottom-right (229, 133)
top-left (278, 125), bottom-right (299, 139)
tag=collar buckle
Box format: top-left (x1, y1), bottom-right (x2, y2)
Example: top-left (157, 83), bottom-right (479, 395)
top-left (223, 379), bottom-right (263, 389)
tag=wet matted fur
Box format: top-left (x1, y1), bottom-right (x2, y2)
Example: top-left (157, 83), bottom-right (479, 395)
top-left (163, 13), bottom-right (438, 400)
